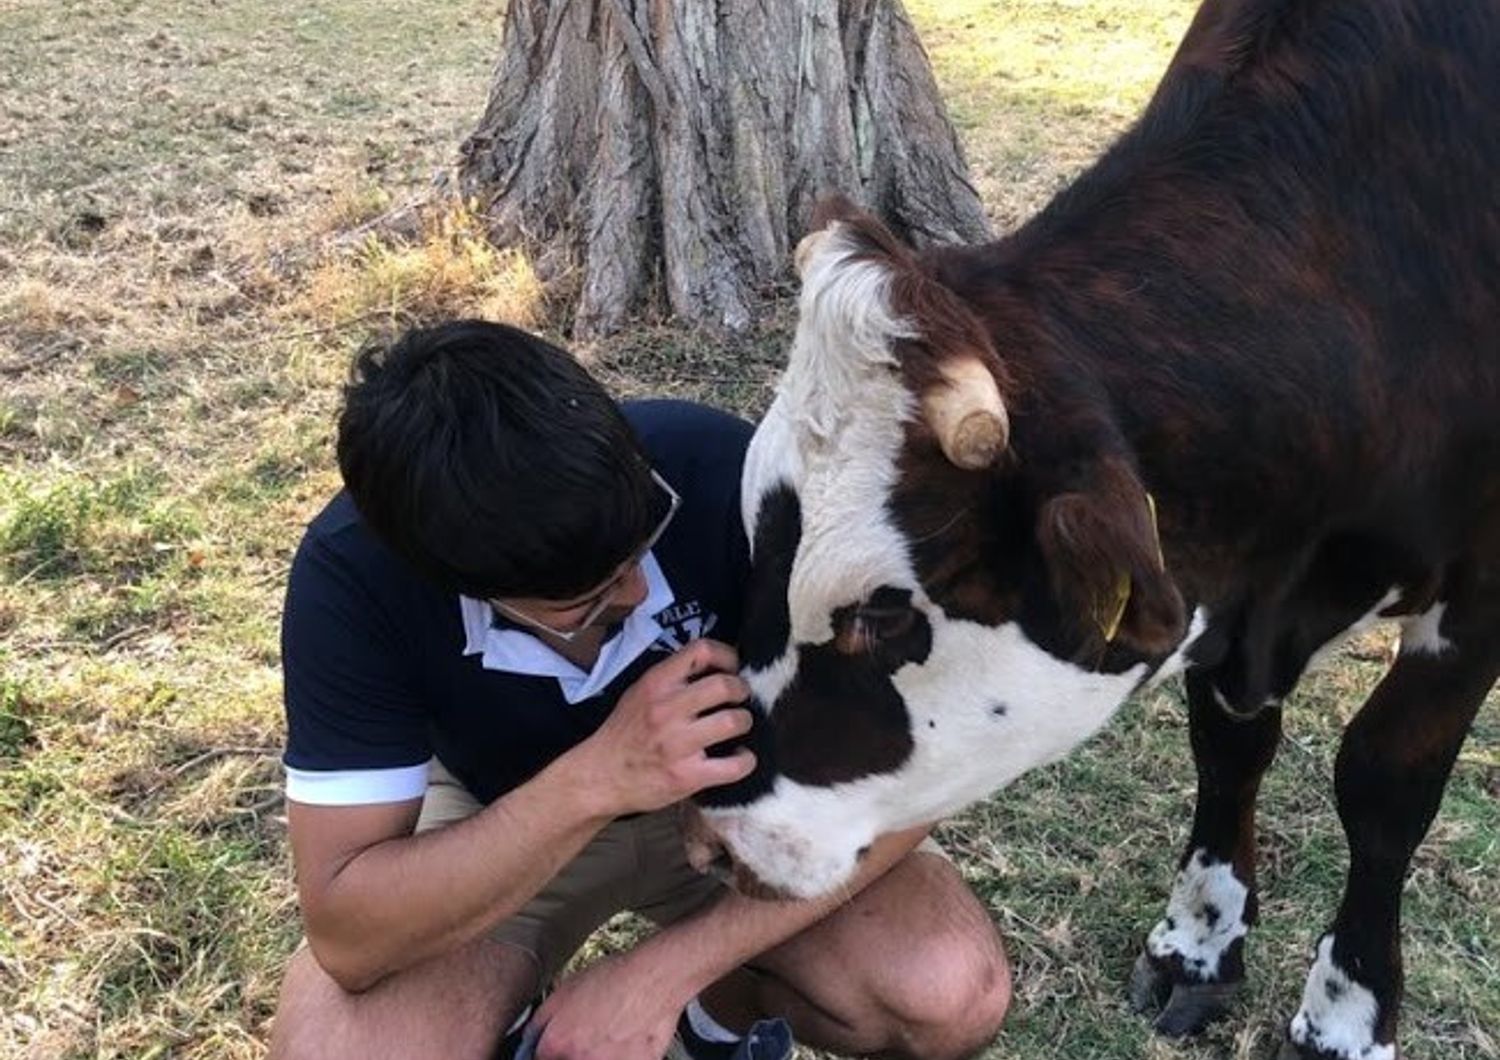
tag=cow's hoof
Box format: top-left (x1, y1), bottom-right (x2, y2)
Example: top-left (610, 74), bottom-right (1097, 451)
top-left (1153, 979), bottom-right (1241, 1037)
top-left (1128, 952), bottom-right (1172, 1013)
top-left (1128, 953), bottom-right (1240, 1037)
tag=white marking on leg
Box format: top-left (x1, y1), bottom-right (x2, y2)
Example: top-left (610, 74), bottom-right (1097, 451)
top-left (1146, 849), bottom-right (1250, 982)
top-left (1288, 935), bottom-right (1394, 1060)
top-left (1398, 601), bottom-right (1452, 657)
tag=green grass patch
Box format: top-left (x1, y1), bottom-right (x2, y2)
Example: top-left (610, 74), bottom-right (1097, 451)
top-left (0, 465), bottom-right (199, 582)
top-left (905, 0), bottom-right (1199, 229)
top-left (2, 0), bottom-right (1496, 1057)
top-left (0, 675), bottom-right (37, 760)
top-left (94, 830), bottom-right (263, 1020)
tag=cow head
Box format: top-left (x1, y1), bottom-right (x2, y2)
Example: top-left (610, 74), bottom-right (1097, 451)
top-left (697, 198), bottom-right (1186, 899)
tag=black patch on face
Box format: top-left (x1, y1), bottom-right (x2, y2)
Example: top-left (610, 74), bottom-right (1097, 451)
top-left (693, 697), bottom-right (779, 809)
top-left (775, 640), bottom-right (919, 786)
top-left (769, 584), bottom-right (929, 786)
top-left (694, 483), bottom-right (801, 810)
top-left (1202, 902), bottom-right (1221, 928)
top-left (729, 479), bottom-right (929, 792)
top-left (990, 703), bottom-right (1010, 717)
top-left (738, 483), bottom-right (801, 671)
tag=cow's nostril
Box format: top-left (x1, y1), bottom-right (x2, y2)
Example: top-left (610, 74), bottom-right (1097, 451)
top-left (856, 844), bottom-right (872, 861)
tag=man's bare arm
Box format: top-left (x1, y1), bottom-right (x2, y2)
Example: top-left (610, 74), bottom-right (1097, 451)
top-left (290, 640), bottom-right (755, 993)
top-left (528, 826), bottom-right (930, 1060)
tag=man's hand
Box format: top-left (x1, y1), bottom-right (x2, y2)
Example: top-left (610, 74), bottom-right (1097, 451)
top-left (528, 952), bottom-right (686, 1060)
top-left (570, 639), bottom-right (756, 817)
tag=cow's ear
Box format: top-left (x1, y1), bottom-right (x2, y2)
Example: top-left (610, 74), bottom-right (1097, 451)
top-left (795, 192), bottom-right (914, 279)
top-left (1035, 464), bottom-right (1185, 656)
top-left (808, 191), bottom-right (867, 232)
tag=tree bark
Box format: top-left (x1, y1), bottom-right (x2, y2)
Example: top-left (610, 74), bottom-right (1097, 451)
top-left (459, 0), bottom-right (988, 338)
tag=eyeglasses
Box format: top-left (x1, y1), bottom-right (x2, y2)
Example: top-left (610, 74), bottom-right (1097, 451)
top-left (491, 469), bottom-right (682, 641)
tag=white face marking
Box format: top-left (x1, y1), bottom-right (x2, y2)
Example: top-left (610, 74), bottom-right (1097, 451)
top-left (1145, 848), bottom-right (1250, 982)
top-left (1398, 600), bottom-right (1452, 657)
top-left (1289, 935), bottom-right (1395, 1060)
top-left (720, 228), bottom-right (1152, 897)
top-left (709, 622), bottom-right (1143, 898)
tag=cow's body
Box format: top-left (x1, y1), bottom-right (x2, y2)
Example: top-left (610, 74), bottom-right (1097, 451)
top-left (699, 1), bottom-right (1500, 1057)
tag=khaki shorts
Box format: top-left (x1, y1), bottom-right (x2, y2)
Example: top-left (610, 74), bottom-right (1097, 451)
top-left (416, 760), bottom-right (725, 984)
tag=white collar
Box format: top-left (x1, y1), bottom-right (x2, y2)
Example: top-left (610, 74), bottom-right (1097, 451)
top-left (459, 552), bottom-right (676, 705)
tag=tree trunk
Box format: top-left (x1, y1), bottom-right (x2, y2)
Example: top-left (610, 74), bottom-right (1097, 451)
top-left (458, 0), bottom-right (989, 338)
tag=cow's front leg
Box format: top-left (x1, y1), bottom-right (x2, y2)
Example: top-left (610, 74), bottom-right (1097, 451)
top-left (1132, 667), bottom-right (1282, 1037)
top-left (1280, 605), bottom-right (1496, 1059)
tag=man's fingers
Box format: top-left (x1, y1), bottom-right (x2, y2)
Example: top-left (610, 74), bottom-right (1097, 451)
top-left (662, 706), bottom-right (752, 764)
top-left (689, 748), bottom-right (757, 790)
top-left (671, 672), bottom-right (751, 717)
top-left (688, 706), bottom-right (754, 746)
top-left (651, 638), bottom-right (739, 686)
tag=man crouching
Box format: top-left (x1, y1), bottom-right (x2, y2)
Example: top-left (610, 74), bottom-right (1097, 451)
top-left (268, 320), bottom-right (1011, 1060)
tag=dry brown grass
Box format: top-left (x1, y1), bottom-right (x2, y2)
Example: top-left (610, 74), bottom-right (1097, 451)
top-left (0, 3), bottom-right (513, 1055)
top-left (2, 1), bottom-right (1496, 1058)
top-left (294, 203), bottom-right (547, 331)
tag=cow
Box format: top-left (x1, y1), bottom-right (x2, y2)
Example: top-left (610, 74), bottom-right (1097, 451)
top-left (690, 1), bottom-right (1500, 1057)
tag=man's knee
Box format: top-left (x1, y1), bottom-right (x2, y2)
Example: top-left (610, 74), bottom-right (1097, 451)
top-left (879, 924), bottom-right (1012, 1060)
top-left (269, 941), bottom-right (522, 1060)
top-left (270, 948), bottom-right (359, 1060)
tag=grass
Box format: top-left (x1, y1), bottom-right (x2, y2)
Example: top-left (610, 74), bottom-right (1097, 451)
top-left (1, 0), bottom-right (1495, 1057)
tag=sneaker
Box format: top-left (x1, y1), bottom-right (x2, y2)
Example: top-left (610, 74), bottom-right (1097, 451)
top-left (497, 996), bottom-right (546, 1060)
top-left (667, 1013), bottom-right (794, 1060)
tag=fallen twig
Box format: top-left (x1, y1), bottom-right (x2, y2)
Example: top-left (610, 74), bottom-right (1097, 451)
top-left (330, 194), bottom-right (433, 250)
top-left (99, 624), bottom-right (152, 654)
top-left (235, 791), bottom-right (286, 818)
top-left (170, 746), bottom-right (279, 776)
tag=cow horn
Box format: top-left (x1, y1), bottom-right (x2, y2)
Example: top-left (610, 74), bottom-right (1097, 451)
top-left (922, 357), bottom-right (1009, 469)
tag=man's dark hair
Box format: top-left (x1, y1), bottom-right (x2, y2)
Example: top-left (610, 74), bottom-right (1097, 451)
top-left (336, 319), bottom-right (662, 600)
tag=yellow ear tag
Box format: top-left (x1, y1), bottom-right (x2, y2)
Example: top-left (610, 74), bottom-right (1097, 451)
top-left (1096, 492), bottom-right (1161, 642)
top-left (1145, 491), bottom-right (1164, 570)
top-left (1097, 571), bottom-right (1132, 642)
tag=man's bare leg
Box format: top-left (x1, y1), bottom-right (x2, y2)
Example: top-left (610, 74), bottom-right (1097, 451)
top-left (269, 936), bottom-right (538, 1060)
top-left (701, 850), bottom-right (1011, 1060)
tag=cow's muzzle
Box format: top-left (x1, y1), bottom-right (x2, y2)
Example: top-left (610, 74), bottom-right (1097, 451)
top-left (681, 803), bottom-right (796, 902)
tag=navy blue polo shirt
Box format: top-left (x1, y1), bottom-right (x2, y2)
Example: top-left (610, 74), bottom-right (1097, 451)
top-left (280, 400), bottom-right (753, 807)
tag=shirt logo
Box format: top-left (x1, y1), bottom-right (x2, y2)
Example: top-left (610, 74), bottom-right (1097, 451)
top-left (652, 599), bottom-right (718, 652)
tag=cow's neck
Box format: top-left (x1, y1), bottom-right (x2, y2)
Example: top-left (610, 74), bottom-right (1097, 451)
top-left (926, 227), bottom-right (1378, 607)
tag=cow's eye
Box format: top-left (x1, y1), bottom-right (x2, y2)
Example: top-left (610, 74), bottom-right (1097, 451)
top-left (833, 602), bottom-right (919, 655)
top-left (830, 587), bottom-right (930, 662)
top-left (858, 605), bottom-right (917, 641)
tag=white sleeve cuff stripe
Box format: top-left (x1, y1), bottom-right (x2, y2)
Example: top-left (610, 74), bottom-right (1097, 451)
top-left (284, 760), bottom-right (432, 806)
